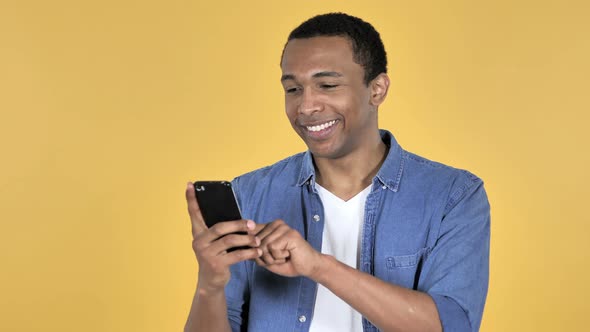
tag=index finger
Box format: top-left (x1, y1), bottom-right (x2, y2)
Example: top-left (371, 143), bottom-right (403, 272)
top-left (185, 182), bottom-right (206, 236)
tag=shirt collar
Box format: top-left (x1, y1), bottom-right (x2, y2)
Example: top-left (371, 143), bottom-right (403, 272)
top-left (296, 129), bottom-right (405, 192)
top-left (296, 151), bottom-right (315, 187)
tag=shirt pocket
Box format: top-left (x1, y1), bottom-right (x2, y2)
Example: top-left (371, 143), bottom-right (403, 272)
top-left (384, 247), bottom-right (430, 290)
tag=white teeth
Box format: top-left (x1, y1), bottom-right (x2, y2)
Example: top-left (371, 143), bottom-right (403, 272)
top-left (306, 120), bottom-right (336, 132)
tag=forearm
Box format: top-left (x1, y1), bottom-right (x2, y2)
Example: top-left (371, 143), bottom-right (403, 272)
top-left (184, 283), bottom-right (232, 332)
top-left (312, 255), bottom-right (442, 332)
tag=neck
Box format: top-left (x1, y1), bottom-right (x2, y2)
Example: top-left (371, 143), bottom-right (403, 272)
top-left (314, 133), bottom-right (388, 201)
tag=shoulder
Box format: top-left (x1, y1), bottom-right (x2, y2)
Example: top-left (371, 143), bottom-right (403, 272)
top-left (233, 152), bottom-right (305, 187)
top-left (402, 150), bottom-right (482, 184)
top-left (400, 149), bottom-right (486, 212)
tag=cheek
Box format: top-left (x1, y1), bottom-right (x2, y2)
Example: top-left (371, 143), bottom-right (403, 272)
top-left (284, 108), bottom-right (298, 127)
top-left (284, 100), bottom-right (298, 122)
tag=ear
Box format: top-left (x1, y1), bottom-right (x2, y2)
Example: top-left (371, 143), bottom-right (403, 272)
top-left (369, 73), bottom-right (390, 107)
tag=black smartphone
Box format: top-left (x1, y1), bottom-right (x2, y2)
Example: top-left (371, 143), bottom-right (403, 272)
top-left (193, 181), bottom-right (248, 251)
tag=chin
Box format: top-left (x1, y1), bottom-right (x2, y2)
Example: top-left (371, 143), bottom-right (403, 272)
top-left (309, 146), bottom-right (346, 160)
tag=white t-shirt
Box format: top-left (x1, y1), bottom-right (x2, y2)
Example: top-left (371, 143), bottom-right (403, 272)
top-left (308, 183), bottom-right (372, 332)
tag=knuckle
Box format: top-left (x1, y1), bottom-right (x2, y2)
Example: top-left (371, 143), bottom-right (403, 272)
top-left (251, 236), bottom-right (259, 246)
top-left (194, 231), bottom-right (206, 241)
top-left (245, 250), bottom-right (257, 260)
top-left (210, 226), bottom-right (223, 236)
top-left (232, 249), bottom-right (245, 260)
top-left (192, 239), bottom-right (205, 252)
top-left (233, 248), bottom-right (254, 262)
top-left (221, 235), bottom-right (235, 246)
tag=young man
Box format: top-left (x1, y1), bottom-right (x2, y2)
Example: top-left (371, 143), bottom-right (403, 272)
top-left (185, 13), bottom-right (490, 332)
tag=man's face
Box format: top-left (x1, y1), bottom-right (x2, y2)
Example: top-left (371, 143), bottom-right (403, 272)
top-left (280, 36), bottom-right (379, 160)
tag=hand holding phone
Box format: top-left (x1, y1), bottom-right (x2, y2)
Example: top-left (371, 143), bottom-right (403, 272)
top-left (185, 181), bottom-right (261, 294)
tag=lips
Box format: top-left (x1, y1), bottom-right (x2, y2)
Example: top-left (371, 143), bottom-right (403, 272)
top-left (299, 119), bottom-right (340, 141)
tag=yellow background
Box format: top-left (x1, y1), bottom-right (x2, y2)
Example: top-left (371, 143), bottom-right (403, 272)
top-left (1, 0), bottom-right (588, 331)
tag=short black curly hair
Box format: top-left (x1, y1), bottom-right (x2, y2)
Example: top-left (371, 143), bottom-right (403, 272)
top-left (283, 12), bottom-right (388, 86)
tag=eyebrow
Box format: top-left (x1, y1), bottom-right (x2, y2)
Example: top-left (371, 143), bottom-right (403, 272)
top-left (280, 71), bottom-right (343, 82)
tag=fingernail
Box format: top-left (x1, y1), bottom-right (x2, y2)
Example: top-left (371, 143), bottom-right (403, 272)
top-left (257, 248), bottom-right (263, 256)
top-left (255, 237), bottom-right (261, 246)
top-left (246, 220), bottom-right (255, 230)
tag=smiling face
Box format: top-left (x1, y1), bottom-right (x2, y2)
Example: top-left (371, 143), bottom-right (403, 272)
top-left (280, 36), bottom-right (388, 160)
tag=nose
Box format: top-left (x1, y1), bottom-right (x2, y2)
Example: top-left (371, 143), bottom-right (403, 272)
top-left (298, 88), bottom-right (322, 115)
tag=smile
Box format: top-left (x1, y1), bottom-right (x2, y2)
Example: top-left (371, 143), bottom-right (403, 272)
top-left (305, 120), bottom-right (337, 132)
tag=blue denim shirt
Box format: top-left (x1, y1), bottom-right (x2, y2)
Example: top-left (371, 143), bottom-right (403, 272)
top-left (228, 130), bottom-right (490, 332)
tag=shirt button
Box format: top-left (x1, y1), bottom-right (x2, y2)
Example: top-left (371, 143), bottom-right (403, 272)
top-left (382, 185), bottom-right (387, 189)
top-left (298, 315), bottom-right (307, 323)
top-left (313, 214), bottom-right (320, 222)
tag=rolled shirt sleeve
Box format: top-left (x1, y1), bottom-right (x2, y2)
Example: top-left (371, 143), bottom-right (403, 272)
top-left (419, 174), bottom-right (491, 331)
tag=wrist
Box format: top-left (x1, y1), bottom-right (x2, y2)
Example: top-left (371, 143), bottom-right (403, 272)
top-left (308, 253), bottom-right (335, 283)
top-left (196, 281), bottom-right (226, 298)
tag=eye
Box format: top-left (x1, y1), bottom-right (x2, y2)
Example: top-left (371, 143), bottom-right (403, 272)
top-left (320, 84), bottom-right (338, 89)
top-left (285, 86), bottom-right (301, 94)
